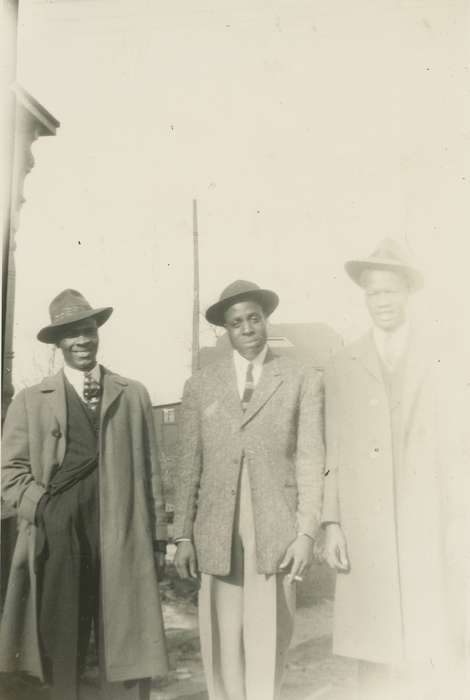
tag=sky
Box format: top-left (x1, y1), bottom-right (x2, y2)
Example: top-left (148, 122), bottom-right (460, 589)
top-left (11, 0), bottom-right (470, 403)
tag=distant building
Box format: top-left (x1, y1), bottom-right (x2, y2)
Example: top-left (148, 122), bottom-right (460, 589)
top-left (200, 321), bottom-right (342, 370)
top-left (152, 402), bottom-right (181, 457)
top-left (152, 322), bottom-right (342, 455)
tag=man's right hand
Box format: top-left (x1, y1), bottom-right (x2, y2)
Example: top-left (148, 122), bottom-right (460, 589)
top-left (323, 523), bottom-right (349, 571)
top-left (174, 540), bottom-right (198, 579)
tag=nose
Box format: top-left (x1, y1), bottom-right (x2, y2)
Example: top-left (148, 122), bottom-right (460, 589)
top-left (241, 320), bottom-right (254, 334)
top-left (75, 334), bottom-right (92, 345)
top-left (376, 293), bottom-right (390, 307)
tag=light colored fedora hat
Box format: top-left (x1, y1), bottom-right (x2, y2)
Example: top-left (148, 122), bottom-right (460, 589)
top-left (345, 238), bottom-right (423, 291)
top-left (205, 279), bottom-right (279, 327)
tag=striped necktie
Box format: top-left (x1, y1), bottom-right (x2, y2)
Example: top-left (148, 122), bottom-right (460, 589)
top-left (241, 362), bottom-right (255, 412)
top-left (83, 371), bottom-right (101, 411)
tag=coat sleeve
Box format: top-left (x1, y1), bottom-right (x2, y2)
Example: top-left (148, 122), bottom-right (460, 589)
top-left (295, 368), bottom-right (325, 539)
top-left (172, 374), bottom-right (202, 541)
top-left (140, 385), bottom-right (167, 541)
top-left (321, 359), bottom-right (341, 524)
top-left (2, 389), bottom-right (47, 524)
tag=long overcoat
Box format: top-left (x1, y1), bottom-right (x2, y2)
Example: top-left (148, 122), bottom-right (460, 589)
top-left (172, 350), bottom-right (325, 575)
top-left (322, 329), bottom-right (466, 665)
top-left (0, 368), bottom-right (168, 683)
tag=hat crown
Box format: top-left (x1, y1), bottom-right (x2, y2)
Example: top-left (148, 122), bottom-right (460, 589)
top-left (369, 238), bottom-right (414, 266)
top-left (49, 289), bottom-right (93, 325)
top-left (219, 280), bottom-right (261, 303)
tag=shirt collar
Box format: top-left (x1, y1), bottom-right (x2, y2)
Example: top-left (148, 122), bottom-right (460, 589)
top-left (233, 343), bottom-right (268, 372)
top-left (373, 319), bottom-right (410, 353)
top-left (63, 362), bottom-right (101, 394)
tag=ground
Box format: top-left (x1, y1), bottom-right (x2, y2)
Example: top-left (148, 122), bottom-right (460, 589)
top-left (0, 557), bottom-right (357, 700)
top-left (155, 555), bottom-right (356, 700)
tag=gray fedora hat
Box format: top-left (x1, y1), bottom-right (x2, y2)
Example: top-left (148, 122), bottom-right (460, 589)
top-left (345, 238), bottom-right (424, 291)
top-left (205, 280), bottom-right (279, 327)
top-left (37, 289), bottom-right (113, 343)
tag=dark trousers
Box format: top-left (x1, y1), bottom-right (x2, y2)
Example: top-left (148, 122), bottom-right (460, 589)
top-left (38, 470), bottom-right (150, 700)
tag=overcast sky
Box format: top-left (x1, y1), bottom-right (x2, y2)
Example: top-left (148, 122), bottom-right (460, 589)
top-left (12, 0), bottom-right (470, 403)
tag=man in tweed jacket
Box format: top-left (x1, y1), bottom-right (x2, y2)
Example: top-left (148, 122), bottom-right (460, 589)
top-left (173, 280), bottom-right (324, 700)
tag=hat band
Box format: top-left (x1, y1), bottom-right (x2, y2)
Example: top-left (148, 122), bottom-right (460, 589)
top-left (52, 305), bottom-right (91, 323)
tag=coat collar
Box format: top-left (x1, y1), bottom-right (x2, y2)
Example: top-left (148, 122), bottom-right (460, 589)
top-left (214, 348), bottom-right (283, 426)
top-left (39, 366), bottom-right (128, 425)
top-left (349, 331), bottom-right (383, 383)
top-left (349, 327), bottom-right (432, 433)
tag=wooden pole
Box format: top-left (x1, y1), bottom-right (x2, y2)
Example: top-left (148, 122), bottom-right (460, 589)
top-left (192, 199), bottom-right (200, 373)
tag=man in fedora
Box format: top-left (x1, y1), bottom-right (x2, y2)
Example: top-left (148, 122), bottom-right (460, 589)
top-left (173, 280), bottom-right (324, 700)
top-left (322, 239), bottom-right (465, 697)
top-left (0, 289), bottom-right (168, 700)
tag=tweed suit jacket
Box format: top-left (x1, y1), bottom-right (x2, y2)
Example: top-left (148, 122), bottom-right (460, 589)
top-left (173, 349), bottom-right (325, 575)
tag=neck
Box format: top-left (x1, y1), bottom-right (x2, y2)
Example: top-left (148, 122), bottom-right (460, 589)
top-left (65, 362), bottom-right (98, 374)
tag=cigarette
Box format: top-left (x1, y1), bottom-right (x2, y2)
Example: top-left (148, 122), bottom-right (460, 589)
top-left (294, 575), bottom-right (303, 582)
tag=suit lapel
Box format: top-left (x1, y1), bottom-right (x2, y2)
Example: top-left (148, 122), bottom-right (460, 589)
top-left (400, 329), bottom-right (429, 434)
top-left (41, 371), bottom-right (67, 436)
top-left (100, 367), bottom-right (127, 422)
top-left (351, 332), bottom-right (384, 384)
top-left (241, 350), bottom-right (283, 427)
top-left (216, 356), bottom-right (244, 420)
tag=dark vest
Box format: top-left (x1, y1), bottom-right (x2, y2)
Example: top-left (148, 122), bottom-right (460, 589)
top-left (47, 378), bottom-right (100, 496)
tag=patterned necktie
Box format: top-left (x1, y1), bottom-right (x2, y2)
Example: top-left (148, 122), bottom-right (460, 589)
top-left (83, 371), bottom-right (101, 411)
top-left (241, 362), bottom-right (255, 412)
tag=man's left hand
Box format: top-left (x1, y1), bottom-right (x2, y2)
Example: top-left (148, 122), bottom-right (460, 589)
top-left (279, 534), bottom-right (313, 584)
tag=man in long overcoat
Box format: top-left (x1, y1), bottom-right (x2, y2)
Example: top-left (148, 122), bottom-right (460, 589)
top-left (322, 239), bottom-right (467, 697)
top-left (173, 280), bottom-right (324, 700)
top-left (0, 289), bottom-right (168, 700)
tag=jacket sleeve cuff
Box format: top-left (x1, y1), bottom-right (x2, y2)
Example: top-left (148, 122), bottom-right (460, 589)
top-left (18, 482), bottom-right (47, 524)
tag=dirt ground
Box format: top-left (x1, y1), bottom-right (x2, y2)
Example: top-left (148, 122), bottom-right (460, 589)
top-left (0, 559), bottom-right (357, 700)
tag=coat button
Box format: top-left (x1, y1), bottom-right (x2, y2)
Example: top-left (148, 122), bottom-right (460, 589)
top-left (231, 489), bottom-right (236, 496)
top-left (370, 447), bottom-right (380, 458)
top-left (51, 428), bottom-right (62, 438)
top-left (369, 398), bottom-right (379, 407)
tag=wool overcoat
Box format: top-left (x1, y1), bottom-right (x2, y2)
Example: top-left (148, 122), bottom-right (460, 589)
top-left (322, 329), bottom-right (466, 666)
top-left (173, 350), bottom-right (325, 575)
top-left (0, 368), bottom-right (168, 683)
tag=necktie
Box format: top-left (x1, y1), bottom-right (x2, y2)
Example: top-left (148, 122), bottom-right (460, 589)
top-left (83, 371), bottom-right (101, 410)
top-left (241, 362), bottom-right (255, 412)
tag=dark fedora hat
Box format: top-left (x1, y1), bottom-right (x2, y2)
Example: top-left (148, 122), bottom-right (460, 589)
top-left (345, 238), bottom-right (424, 291)
top-left (37, 289), bottom-right (113, 344)
top-left (205, 280), bottom-right (279, 327)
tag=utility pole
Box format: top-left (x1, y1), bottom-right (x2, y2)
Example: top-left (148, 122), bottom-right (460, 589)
top-left (191, 199), bottom-right (200, 373)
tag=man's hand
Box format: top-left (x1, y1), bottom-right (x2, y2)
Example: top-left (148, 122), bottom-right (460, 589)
top-left (279, 534), bottom-right (314, 584)
top-left (323, 523), bottom-right (349, 571)
top-left (174, 540), bottom-right (198, 579)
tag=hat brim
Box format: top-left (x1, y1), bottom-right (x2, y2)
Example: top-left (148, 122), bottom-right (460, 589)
top-left (205, 289), bottom-right (279, 327)
top-left (345, 260), bottom-right (424, 292)
top-left (37, 307), bottom-right (113, 344)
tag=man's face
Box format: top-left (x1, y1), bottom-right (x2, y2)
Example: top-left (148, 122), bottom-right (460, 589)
top-left (363, 269), bottom-right (409, 332)
top-left (56, 318), bottom-right (99, 371)
top-left (224, 300), bottom-right (268, 360)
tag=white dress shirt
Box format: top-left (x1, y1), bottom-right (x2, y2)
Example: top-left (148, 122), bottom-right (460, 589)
top-left (373, 320), bottom-right (410, 371)
top-left (233, 344), bottom-right (269, 398)
top-left (63, 363), bottom-right (101, 401)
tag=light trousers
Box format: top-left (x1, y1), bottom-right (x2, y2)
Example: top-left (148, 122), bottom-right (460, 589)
top-left (199, 464), bottom-right (296, 700)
